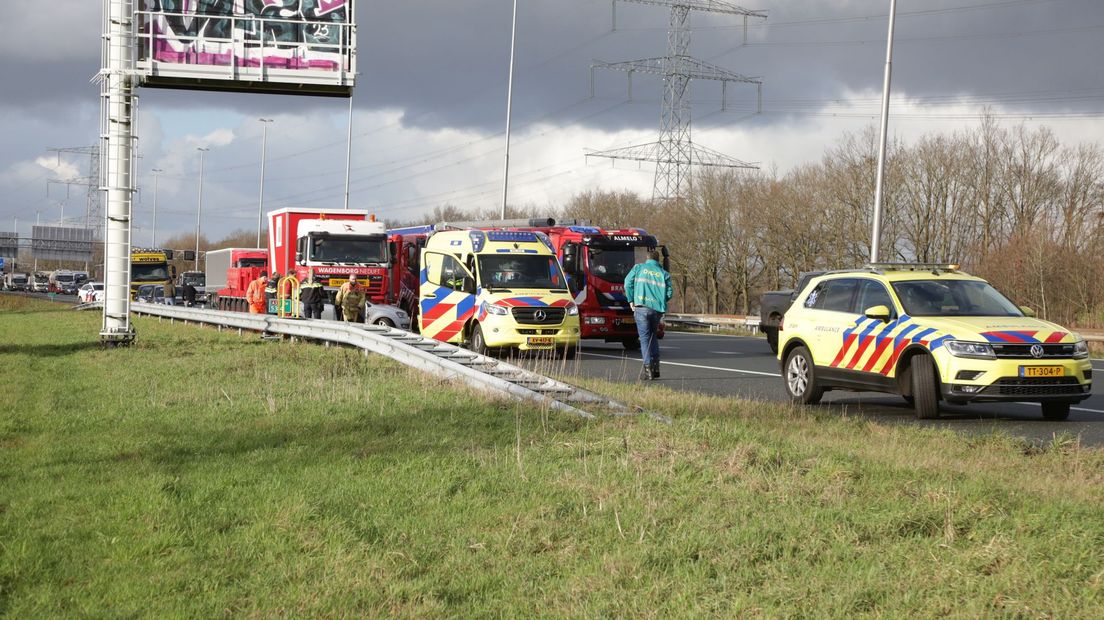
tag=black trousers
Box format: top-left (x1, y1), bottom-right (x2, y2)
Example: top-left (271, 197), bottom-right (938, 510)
top-left (304, 303), bottom-right (324, 319)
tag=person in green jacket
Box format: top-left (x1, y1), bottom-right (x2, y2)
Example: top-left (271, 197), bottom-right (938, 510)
top-left (625, 249), bottom-right (673, 380)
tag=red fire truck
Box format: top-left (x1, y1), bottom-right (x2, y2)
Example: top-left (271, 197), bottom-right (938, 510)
top-left (506, 221), bottom-right (668, 349)
top-left (388, 219), bottom-right (667, 348)
top-left (211, 208), bottom-right (393, 310)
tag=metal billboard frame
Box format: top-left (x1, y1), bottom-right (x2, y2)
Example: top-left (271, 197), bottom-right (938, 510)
top-left (133, 2), bottom-right (356, 97)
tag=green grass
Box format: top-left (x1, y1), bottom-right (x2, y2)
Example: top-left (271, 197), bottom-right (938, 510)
top-left (2, 294), bottom-right (1103, 618)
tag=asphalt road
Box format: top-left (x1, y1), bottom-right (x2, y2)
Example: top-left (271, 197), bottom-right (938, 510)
top-left (573, 331), bottom-right (1104, 446)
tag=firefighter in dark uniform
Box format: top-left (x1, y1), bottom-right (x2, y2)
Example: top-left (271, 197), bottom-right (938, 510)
top-left (299, 271), bottom-right (326, 319)
top-left (264, 272), bottom-right (280, 314)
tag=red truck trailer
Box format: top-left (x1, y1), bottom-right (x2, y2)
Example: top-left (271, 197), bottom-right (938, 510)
top-left (207, 247), bottom-right (268, 311)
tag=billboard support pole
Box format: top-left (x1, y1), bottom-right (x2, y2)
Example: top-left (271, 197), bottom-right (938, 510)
top-left (100, 0), bottom-right (137, 344)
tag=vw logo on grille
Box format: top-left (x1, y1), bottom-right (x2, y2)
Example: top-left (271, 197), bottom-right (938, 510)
top-left (1030, 344), bottom-right (1045, 359)
top-left (534, 309), bottom-right (548, 322)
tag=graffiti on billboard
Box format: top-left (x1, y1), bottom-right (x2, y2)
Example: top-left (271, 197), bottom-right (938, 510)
top-left (140, 1), bottom-right (351, 71)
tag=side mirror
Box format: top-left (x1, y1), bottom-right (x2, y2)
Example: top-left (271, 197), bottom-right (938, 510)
top-left (1020, 306), bottom-right (1037, 318)
top-left (295, 252), bottom-right (304, 264)
top-left (462, 275), bottom-right (476, 294)
top-left (562, 243), bottom-right (579, 275)
top-left (864, 305), bottom-right (892, 322)
top-left (170, 265), bottom-right (177, 279)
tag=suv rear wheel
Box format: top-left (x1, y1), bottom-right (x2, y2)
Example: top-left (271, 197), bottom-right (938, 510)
top-left (911, 354), bottom-right (940, 419)
top-left (784, 346), bottom-right (823, 405)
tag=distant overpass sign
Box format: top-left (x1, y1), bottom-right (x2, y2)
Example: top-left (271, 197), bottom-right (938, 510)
top-left (0, 231), bottom-right (16, 260)
top-left (31, 226), bottom-right (95, 262)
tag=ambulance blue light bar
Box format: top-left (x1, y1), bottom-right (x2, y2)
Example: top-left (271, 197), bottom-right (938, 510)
top-left (486, 231), bottom-right (539, 243)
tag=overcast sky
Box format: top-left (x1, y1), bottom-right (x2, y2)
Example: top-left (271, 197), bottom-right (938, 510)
top-left (2, 0), bottom-right (1102, 245)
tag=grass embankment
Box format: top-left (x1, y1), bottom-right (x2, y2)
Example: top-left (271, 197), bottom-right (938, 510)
top-left (2, 294), bottom-right (1103, 617)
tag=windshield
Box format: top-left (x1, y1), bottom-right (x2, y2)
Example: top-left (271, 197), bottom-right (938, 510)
top-left (238, 258), bottom-right (266, 269)
top-left (587, 247), bottom-right (647, 284)
top-left (56, 274), bottom-right (74, 283)
top-left (182, 274), bottom-right (205, 286)
top-left (892, 279), bottom-right (1023, 317)
top-left (13, 276), bottom-right (27, 283)
top-left (132, 263), bottom-right (169, 282)
top-left (34, 275), bottom-right (47, 283)
top-left (478, 255), bottom-right (568, 290)
top-left (309, 235), bottom-right (387, 264)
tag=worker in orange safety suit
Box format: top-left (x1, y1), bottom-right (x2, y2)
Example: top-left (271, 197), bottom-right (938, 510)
top-left (246, 271), bottom-right (268, 314)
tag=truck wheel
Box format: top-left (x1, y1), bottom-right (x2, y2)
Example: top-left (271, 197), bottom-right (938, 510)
top-left (623, 339), bottom-right (641, 351)
top-left (1041, 402), bottom-right (1070, 421)
top-left (911, 354), bottom-right (941, 419)
top-left (470, 323), bottom-right (489, 356)
top-left (765, 326), bottom-right (779, 354)
top-left (784, 346), bottom-right (823, 405)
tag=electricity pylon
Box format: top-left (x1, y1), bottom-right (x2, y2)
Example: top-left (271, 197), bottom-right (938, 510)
top-left (587, 0), bottom-right (765, 201)
top-left (47, 146), bottom-right (103, 229)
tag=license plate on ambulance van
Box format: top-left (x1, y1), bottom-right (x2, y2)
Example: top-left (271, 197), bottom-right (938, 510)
top-left (1020, 366), bottom-right (1063, 378)
top-left (526, 337), bottom-right (554, 348)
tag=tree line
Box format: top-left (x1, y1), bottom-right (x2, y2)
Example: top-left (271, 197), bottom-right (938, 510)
top-left (187, 120), bottom-right (1103, 327)
top-left (409, 121), bottom-right (1104, 326)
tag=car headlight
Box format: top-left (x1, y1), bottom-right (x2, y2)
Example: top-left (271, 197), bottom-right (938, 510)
top-left (566, 302), bottom-right (579, 316)
top-left (945, 340), bottom-right (996, 360)
top-left (1073, 339), bottom-right (1089, 360)
top-left (484, 303), bottom-right (509, 316)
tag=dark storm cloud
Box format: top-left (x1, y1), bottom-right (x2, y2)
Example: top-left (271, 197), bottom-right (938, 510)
top-left (3, 1), bottom-right (1101, 132)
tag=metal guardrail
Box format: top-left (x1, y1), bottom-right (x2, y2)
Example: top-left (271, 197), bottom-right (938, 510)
top-left (129, 302), bottom-right (635, 420)
top-left (665, 314), bottom-right (761, 331)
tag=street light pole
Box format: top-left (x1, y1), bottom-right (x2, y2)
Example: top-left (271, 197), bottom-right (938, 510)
top-left (501, 0), bottom-right (519, 220)
top-left (343, 96), bottom-right (353, 210)
top-left (870, 0), bottom-right (898, 264)
top-left (257, 119), bottom-right (273, 247)
top-left (151, 168), bottom-right (163, 247)
top-left (195, 147), bottom-right (209, 271)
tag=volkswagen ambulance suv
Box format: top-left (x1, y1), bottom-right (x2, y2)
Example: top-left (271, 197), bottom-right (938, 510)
top-left (777, 264), bottom-right (1092, 420)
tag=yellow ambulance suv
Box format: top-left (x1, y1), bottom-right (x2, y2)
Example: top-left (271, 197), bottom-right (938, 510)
top-left (778, 264), bottom-right (1092, 420)
top-left (419, 229), bottom-right (581, 356)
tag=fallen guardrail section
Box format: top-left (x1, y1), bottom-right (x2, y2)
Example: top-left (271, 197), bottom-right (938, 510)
top-left (130, 302), bottom-right (637, 420)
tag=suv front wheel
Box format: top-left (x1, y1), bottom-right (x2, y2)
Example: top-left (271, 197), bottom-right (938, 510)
top-left (784, 346), bottom-right (823, 405)
top-left (911, 354), bottom-right (941, 419)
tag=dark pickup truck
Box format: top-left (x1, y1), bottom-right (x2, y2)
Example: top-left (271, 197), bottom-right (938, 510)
top-left (758, 271), bottom-right (824, 353)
